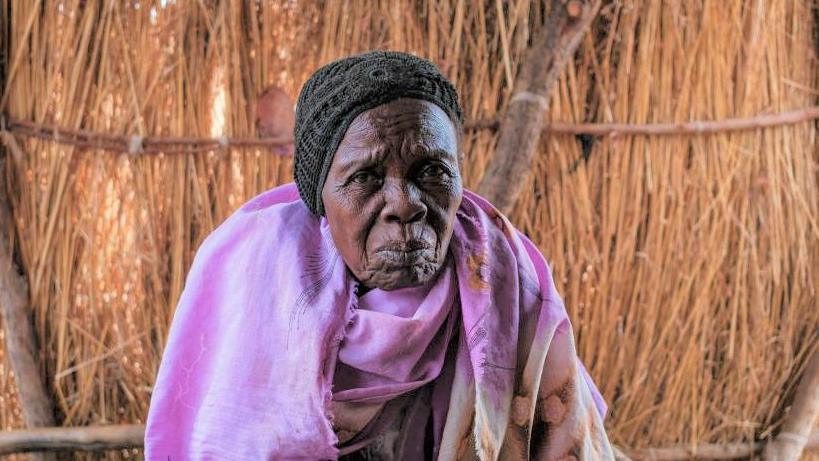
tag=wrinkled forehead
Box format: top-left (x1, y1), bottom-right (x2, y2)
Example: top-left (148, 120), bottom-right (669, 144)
top-left (341, 98), bottom-right (459, 152)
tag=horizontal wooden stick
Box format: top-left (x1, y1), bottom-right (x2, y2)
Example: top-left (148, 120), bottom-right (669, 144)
top-left (623, 441), bottom-right (760, 460)
top-left (1, 106), bottom-right (817, 155)
top-left (0, 425), bottom-right (144, 455)
top-left (2, 118), bottom-right (294, 155)
top-left (621, 431), bottom-right (819, 461)
top-left (1, 424), bottom-right (817, 459)
top-left (465, 106), bottom-right (819, 136)
top-left (551, 106), bottom-right (819, 135)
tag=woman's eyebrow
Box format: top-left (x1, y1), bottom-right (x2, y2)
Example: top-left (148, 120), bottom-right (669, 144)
top-left (335, 149), bottom-right (385, 175)
top-left (415, 147), bottom-right (457, 162)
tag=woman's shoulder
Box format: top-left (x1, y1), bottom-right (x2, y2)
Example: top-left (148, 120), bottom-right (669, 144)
top-left (221, 182), bottom-right (313, 229)
top-left (192, 182), bottom-right (320, 265)
top-left (237, 182), bottom-right (303, 213)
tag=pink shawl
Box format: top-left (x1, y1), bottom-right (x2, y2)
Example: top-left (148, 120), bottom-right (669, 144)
top-left (144, 183), bottom-right (612, 460)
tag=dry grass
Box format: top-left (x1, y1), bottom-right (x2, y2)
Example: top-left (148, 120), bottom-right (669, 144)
top-left (0, 0), bottom-right (816, 459)
top-left (518, 0), bottom-right (819, 449)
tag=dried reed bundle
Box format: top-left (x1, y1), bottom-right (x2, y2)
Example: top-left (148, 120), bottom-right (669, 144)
top-left (519, 0), bottom-right (819, 449)
top-left (0, 1), bottom-right (815, 460)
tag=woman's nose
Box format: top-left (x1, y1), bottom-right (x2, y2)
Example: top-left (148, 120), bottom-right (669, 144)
top-left (382, 181), bottom-right (427, 224)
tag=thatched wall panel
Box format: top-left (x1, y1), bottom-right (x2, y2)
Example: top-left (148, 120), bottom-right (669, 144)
top-left (511, 0), bottom-right (819, 448)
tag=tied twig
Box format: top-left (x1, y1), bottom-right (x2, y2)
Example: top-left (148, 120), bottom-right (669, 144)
top-left (4, 107), bottom-right (817, 157)
top-left (2, 118), bottom-right (294, 155)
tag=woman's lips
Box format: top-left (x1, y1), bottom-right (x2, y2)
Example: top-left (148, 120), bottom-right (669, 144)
top-left (374, 240), bottom-right (434, 266)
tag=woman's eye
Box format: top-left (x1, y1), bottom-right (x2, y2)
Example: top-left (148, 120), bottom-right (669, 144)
top-left (350, 171), bottom-right (377, 184)
top-left (419, 164), bottom-right (447, 179)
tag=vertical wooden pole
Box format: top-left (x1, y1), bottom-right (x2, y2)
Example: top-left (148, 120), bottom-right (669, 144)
top-left (476, 0), bottom-right (600, 214)
top-left (1, 1), bottom-right (58, 458)
top-left (764, 349), bottom-right (819, 461)
top-left (0, 140), bottom-right (57, 461)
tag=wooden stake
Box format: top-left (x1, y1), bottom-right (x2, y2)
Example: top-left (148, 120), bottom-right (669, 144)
top-left (763, 349), bottom-right (819, 461)
top-left (0, 150), bottom-right (57, 461)
top-left (0, 425), bottom-right (143, 455)
top-left (476, 0), bottom-right (601, 214)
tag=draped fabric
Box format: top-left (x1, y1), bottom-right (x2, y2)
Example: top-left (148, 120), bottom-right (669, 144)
top-left (330, 272), bottom-right (459, 456)
top-left (144, 183), bottom-right (613, 460)
top-left (332, 268), bottom-right (459, 404)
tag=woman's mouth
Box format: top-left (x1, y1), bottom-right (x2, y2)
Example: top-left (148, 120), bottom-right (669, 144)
top-left (374, 240), bottom-right (434, 265)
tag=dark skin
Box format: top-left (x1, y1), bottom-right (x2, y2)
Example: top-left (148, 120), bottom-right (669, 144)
top-left (321, 98), bottom-right (463, 291)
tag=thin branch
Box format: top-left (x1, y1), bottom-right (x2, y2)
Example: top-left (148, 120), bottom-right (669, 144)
top-left (2, 118), bottom-right (294, 155)
top-left (466, 106), bottom-right (819, 136)
top-left (2, 106), bottom-right (818, 156)
top-left (548, 106), bottom-right (819, 135)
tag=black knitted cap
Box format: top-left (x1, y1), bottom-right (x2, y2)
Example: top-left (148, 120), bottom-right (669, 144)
top-left (293, 50), bottom-right (463, 216)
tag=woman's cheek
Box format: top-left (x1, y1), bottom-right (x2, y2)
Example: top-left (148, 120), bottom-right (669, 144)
top-left (336, 187), bottom-right (364, 211)
top-left (432, 177), bottom-right (461, 199)
top-left (355, 198), bottom-right (382, 260)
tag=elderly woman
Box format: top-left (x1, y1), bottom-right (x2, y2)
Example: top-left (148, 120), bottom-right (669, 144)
top-left (145, 51), bottom-right (613, 460)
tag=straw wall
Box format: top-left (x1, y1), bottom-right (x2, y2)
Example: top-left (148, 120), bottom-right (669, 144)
top-left (0, 0), bottom-right (816, 459)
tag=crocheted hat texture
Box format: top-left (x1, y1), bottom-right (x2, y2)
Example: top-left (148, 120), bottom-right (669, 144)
top-left (293, 50), bottom-right (463, 216)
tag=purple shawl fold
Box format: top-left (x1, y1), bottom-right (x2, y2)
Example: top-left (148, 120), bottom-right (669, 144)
top-left (332, 265), bottom-right (458, 404)
top-left (145, 183), bottom-right (612, 460)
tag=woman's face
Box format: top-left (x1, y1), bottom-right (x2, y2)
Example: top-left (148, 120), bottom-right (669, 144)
top-left (321, 98), bottom-right (462, 291)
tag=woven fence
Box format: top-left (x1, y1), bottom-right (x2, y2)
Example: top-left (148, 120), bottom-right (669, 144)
top-left (0, 0), bottom-right (817, 459)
